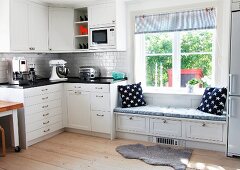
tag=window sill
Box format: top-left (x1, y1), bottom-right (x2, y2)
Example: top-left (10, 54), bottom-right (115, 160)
top-left (143, 87), bottom-right (204, 96)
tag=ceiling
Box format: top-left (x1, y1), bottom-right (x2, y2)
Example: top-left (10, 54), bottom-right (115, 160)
top-left (34, 0), bottom-right (137, 7)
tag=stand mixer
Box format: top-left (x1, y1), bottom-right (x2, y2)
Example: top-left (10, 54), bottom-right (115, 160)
top-left (49, 60), bottom-right (69, 82)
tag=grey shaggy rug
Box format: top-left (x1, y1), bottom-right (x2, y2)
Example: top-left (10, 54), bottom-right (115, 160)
top-left (116, 144), bottom-right (192, 170)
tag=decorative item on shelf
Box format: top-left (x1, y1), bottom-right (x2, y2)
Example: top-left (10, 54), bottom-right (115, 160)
top-left (80, 16), bottom-right (84, 21)
top-left (186, 78), bottom-right (202, 93)
top-left (79, 25), bottom-right (88, 35)
top-left (84, 15), bottom-right (88, 21)
top-left (79, 43), bottom-right (88, 49)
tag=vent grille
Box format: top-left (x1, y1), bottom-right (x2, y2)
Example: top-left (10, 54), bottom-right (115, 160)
top-left (153, 136), bottom-right (179, 146)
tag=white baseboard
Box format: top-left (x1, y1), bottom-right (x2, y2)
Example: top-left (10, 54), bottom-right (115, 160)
top-left (116, 132), bottom-right (226, 152)
top-left (65, 128), bottom-right (111, 139)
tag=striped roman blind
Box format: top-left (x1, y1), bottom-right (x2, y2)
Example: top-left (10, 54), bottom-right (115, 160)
top-left (135, 8), bottom-right (216, 34)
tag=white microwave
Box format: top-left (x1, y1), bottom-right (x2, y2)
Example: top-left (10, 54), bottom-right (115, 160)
top-left (89, 26), bottom-right (116, 49)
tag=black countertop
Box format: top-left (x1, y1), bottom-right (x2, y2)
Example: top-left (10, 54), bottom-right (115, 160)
top-left (0, 77), bottom-right (127, 89)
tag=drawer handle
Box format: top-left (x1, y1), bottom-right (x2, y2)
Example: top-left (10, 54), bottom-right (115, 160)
top-left (42, 97), bottom-right (48, 100)
top-left (43, 121), bottom-right (50, 125)
top-left (163, 120), bottom-right (167, 123)
top-left (43, 113), bottom-right (49, 117)
top-left (202, 123), bottom-right (206, 127)
top-left (96, 95), bottom-right (104, 98)
top-left (74, 86), bottom-right (81, 88)
top-left (75, 91), bottom-right (81, 94)
top-left (42, 89), bottom-right (48, 92)
top-left (43, 129), bottom-right (50, 133)
top-left (95, 87), bottom-right (103, 90)
top-left (129, 117), bottom-right (133, 120)
top-left (42, 105), bottom-right (49, 109)
top-left (97, 114), bottom-right (104, 117)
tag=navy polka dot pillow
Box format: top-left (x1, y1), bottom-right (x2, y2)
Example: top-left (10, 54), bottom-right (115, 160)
top-left (118, 82), bottom-right (147, 108)
top-left (197, 87), bottom-right (227, 115)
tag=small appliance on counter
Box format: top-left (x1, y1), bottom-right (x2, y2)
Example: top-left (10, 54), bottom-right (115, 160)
top-left (49, 60), bottom-right (69, 82)
top-left (9, 57), bottom-right (28, 85)
top-left (28, 63), bottom-right (36, 82)
top-left (79, 66), bottom-right (101, 80)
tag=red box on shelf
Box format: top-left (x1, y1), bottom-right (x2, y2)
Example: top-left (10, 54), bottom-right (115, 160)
top-left (79, 25), bottom-right (88, 35)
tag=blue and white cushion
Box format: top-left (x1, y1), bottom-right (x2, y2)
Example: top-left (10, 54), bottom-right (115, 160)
top-left (118, 82), bottom-right (146, 108)
top-left (197, 87), bottom-right (227, 115)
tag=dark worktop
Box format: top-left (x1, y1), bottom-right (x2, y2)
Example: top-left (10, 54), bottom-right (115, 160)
top-left (0, 77), bottom-right (127, 89)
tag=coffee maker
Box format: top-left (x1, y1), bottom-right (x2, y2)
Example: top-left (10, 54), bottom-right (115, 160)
top-left (9, 57), bottom-right (28, 85)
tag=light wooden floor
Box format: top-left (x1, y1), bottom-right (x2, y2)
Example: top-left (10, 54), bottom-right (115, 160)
top-left (0, 132), bottom-right (240, 170)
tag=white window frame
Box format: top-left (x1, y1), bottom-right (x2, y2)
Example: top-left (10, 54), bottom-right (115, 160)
top-left (135, 29), bottom-right (216, 94)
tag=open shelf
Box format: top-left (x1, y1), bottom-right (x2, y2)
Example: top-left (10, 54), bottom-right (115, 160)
top-left (74, 7), bottom-right (89, 50)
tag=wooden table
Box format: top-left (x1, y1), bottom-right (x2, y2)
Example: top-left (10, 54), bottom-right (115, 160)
top-left (0, 100), bottom-right (23, 152)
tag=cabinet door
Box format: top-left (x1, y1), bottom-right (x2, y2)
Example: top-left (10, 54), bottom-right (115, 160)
top-left (10, 0), bottom-right (29, 51)
top-left (67, 90), bottom-right (91, 130)
top-left (29, 2), bottom-right (48, 51)
top-left (49, 7), bottom-right (74, 51)
top-left (89, 3), bottom-right (115, 27)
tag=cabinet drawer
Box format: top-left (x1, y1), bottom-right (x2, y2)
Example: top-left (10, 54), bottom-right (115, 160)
top-left (90, 84), bottom-right (109, 93)
top-left (91, 111), bottom-right (110, 134)
top-left (24, 91), bottom-right (62, 106)
top-left (150, 118), bottom-right (182, 137)
top-left (186, 121), bottom-right (224, 142)
top-left (25, 99), bottom-right (61, 115)
top-left (65, 83), bottom-right (89, 91)
top-left (26, 121), bottom-right (63, 141)
top-left (26, 114), bottom-right (62, 133)
top-left (24, 84), bottom-right (62, 97)
top-left (116, 114), bottom-right (149, 134)
top-left (25, 107), bottom-right (62, 123)
top-left (91, 93), bottom-right (110, 111)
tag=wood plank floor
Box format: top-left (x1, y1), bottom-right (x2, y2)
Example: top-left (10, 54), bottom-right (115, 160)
top-left (0, 132), bottom-right (240, 170)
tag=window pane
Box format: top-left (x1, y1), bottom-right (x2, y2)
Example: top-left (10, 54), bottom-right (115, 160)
top-left (181, 54), bottom-right (212, 88)
top-left (146, 55), bottom-right (172, 87)
top-left (145, 33), bottom-right (173, 54)
top-left (181, 30), bottom-right (213, 53)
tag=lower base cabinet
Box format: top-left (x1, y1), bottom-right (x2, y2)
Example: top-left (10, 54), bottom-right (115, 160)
top-left (67, 90), bottom-right (91, 130)
top-left (116, 113), bottom-right (226, 144)
top-left (91, 111), bottom-right (110, 133)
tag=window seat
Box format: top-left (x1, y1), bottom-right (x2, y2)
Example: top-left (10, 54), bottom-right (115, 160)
top-left (114, 105), bottom-right (226, 122)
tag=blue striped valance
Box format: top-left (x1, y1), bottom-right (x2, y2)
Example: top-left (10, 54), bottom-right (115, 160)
top-left (135, 8), bottom-right (216, 34)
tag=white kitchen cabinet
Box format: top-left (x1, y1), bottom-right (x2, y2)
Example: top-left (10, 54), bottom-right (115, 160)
top-left (88, 3), bottom-right (116, 27)
top-left (29, 2), bottom-right (48, 51)
top-left (0, 0), bottom-right (48, 52)
top-left (91, 111), bottom-right (110, 133)
top-left (10, 0), bottom-right (29, 51)
top-left (49, 7), bottom-right (74, 51)
top-left (67, 90), bottom-right (91, 130)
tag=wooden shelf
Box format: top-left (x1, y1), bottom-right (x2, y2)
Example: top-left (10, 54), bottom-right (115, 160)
top-left (75, 35), bottom-right (88, 38)
top-left (75, 21), bottom-right (88, 24)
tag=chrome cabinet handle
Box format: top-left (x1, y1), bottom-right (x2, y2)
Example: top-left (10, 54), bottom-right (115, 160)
top-left (75, 91), bottom-right (81, 95)
top-left (41, 88), bottom-right (48, 92)
top-left (95, 87), bottom-right (103, 89)
top-left (42, 97), bottom-right (48, 100)
top-left (202, 122), bottom-right (206, 127)
top-left (42, 105), bottom-right (48, 109)
top-left (163, 119), bottom-right (167, 123)
top-left (96, 95), bottom-right (103, 98)
top-left (43, 113), bottom-right (49, 117)
top-left (97, 114), bottom-right (104, 117)
top-left (129, 117), bottom-right (133, 120)
top-left (44, 129), bottom-right (50, 133)
top-left (43, 121), bottom-right (50, 125)
top-left (74, 86), bottom-right (81, 89)
top-left (229, 74), bottom-right (233, 95)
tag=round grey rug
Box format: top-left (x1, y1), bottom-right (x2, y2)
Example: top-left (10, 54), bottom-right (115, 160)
top-left (116, 144), bottom-right (192, 170)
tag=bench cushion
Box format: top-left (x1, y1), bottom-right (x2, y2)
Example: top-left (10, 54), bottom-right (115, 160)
top-left (114, 105), bottom-right (226, 121)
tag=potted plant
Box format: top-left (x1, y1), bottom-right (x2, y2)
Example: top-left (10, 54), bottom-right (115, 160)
top-left (186, 78), bottom-right (200, 93)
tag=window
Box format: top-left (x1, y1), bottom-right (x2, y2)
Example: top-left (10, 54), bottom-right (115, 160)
top-left (143, 30), bottom-right (215, 89)
top-left (134, 8), bottom-right (216, 91)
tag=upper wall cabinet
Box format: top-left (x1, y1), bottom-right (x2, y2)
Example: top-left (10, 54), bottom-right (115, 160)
top-left (88, 3), bottom-right (116, 27)
top-left (0, 0), bottom-right (48, 52)
top-left (49, 7), bottom-right (74, 51)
